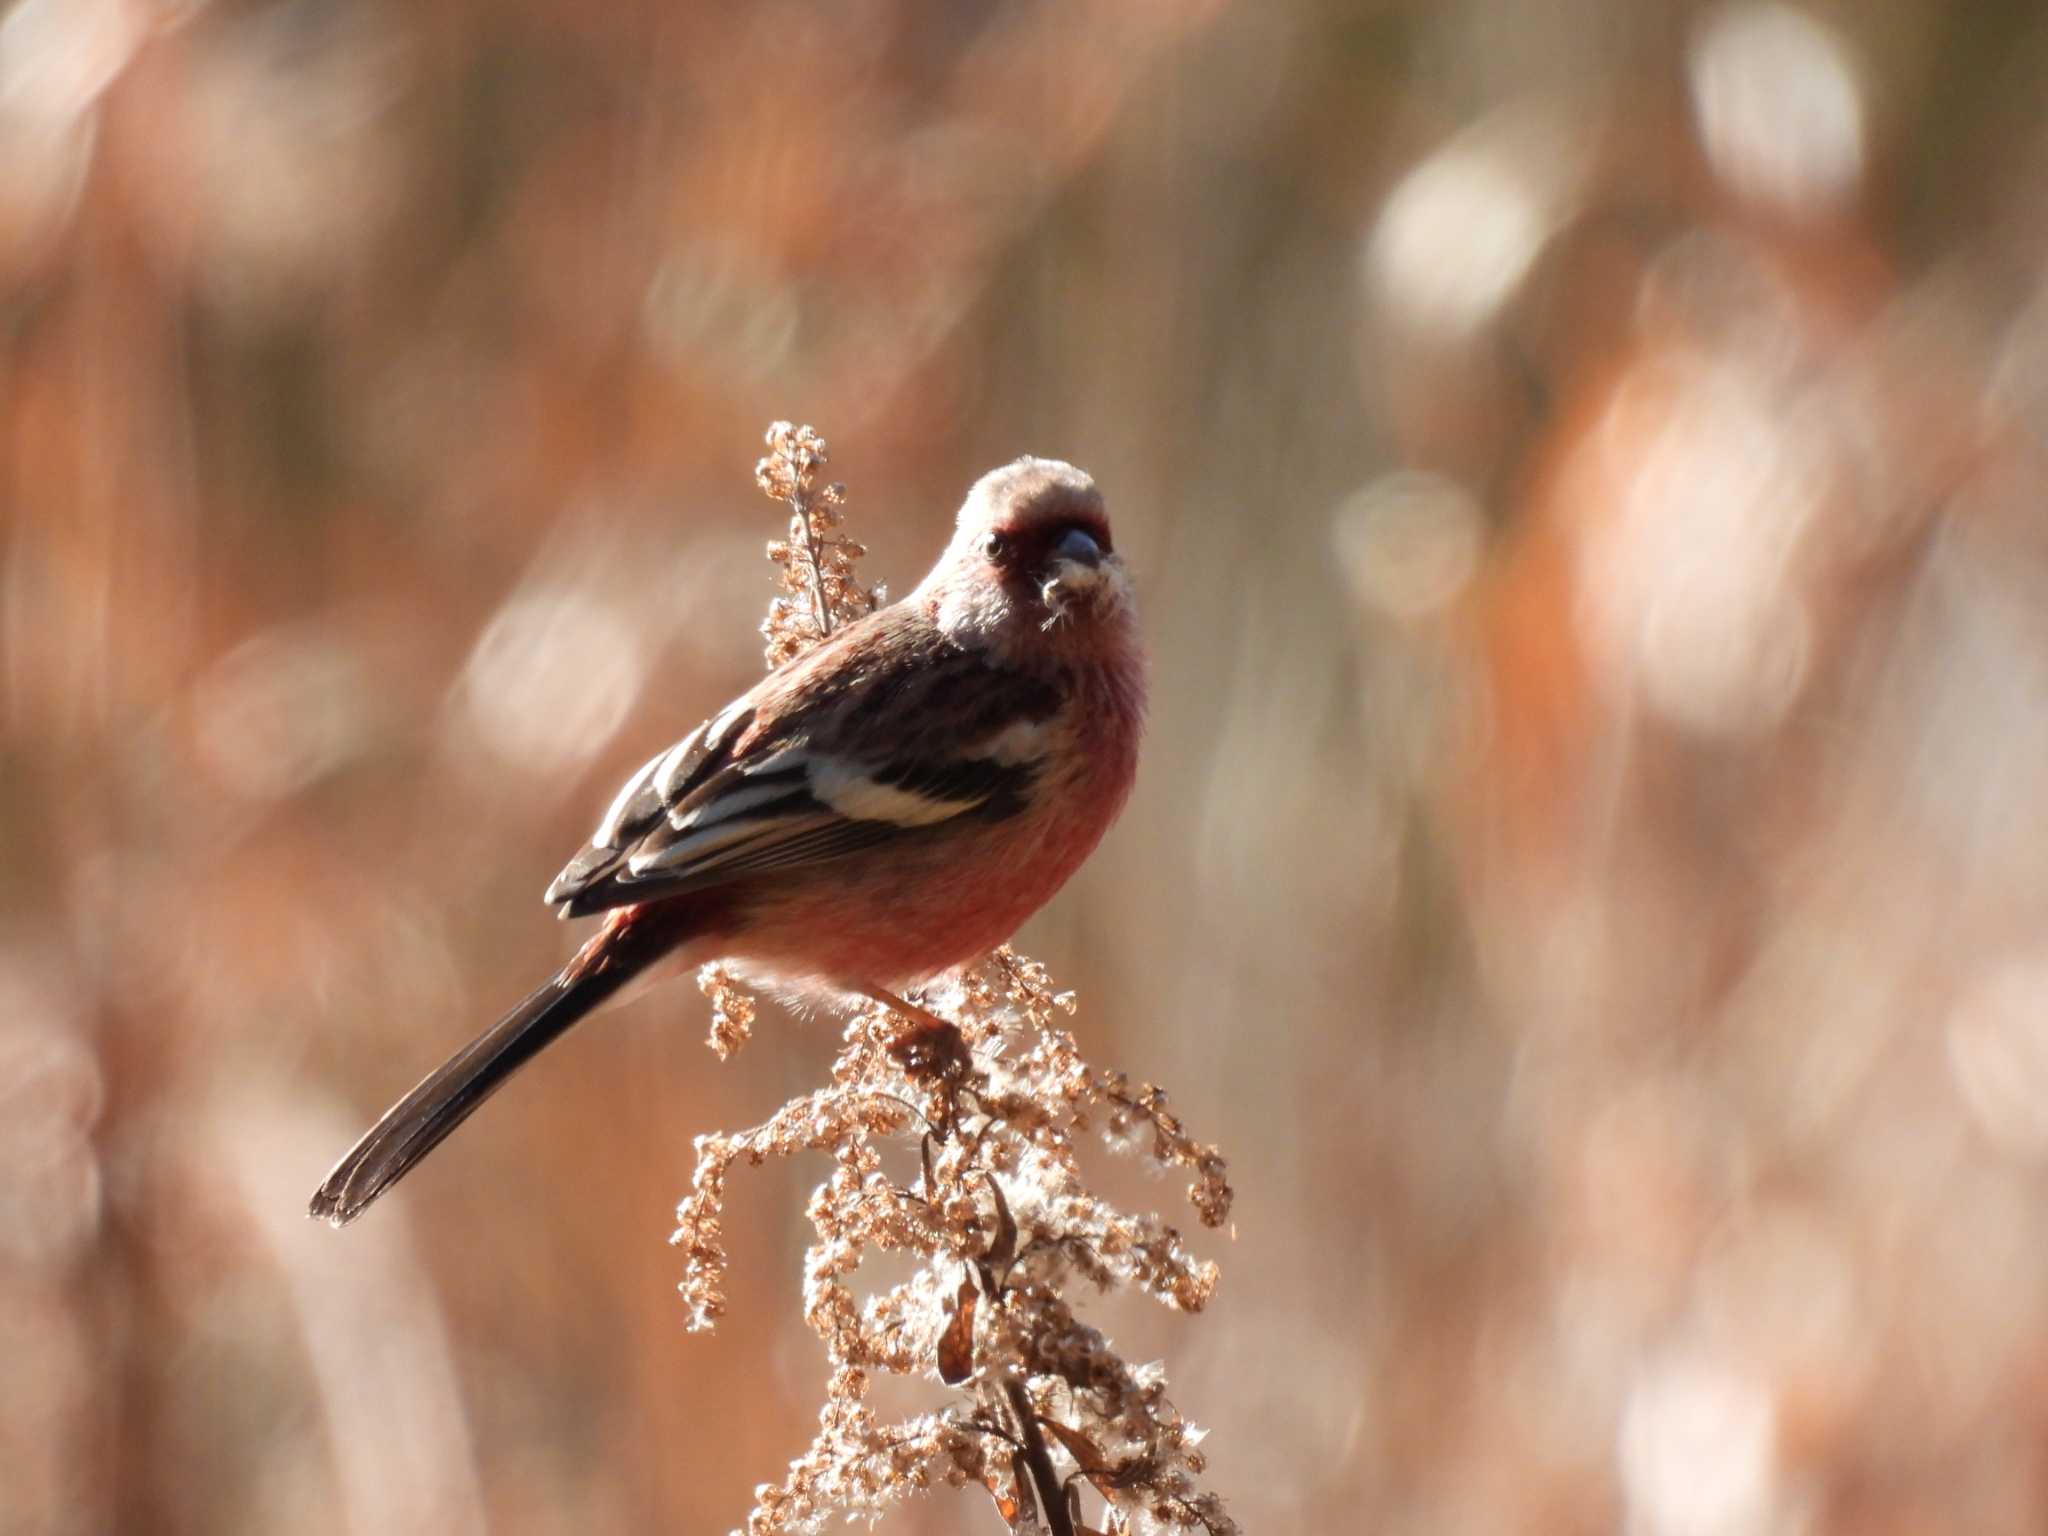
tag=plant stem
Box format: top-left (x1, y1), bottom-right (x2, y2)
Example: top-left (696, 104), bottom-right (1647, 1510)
top-left (789, 488), bottom-right (835, 639)
top-left (1003, 1375), bottom-right (1076, 1536)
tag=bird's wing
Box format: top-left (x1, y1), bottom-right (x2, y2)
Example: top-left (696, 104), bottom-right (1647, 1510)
top-left (542, 612), bottom-right (1066, 917)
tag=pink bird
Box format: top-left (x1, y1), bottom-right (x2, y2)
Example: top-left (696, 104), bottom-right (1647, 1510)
top-left (311, 457), bottom-right (1143, 1225)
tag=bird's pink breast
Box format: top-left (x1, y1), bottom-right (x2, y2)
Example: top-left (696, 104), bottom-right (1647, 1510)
top-left (715, 655), bottom-right (1142, 990)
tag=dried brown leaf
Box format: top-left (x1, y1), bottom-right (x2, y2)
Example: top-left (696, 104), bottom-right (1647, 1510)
top-left (938, 1276), bottom-right (978, 1386)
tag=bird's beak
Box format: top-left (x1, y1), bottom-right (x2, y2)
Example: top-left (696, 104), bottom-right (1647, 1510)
top-left (1042, 527), bottom-right (1107, 589)
top-left (1051, 527), bottom-right (1104, 568)
top-left (1038, 529), bottom-right (1120, 617)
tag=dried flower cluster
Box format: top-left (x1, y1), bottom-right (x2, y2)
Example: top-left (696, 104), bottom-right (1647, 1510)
top-left (698, 965), bottom-right (758, 1062)
top-left (756, 422), bottom-right (884, 667)
top-left (678, 429), bottom-right (1237, 1536)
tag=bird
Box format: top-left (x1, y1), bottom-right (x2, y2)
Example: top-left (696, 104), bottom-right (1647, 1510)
top-left (309, 457), bottom-right (1144, 1226)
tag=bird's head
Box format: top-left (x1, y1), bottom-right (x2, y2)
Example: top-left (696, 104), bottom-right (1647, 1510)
top-left (918, 458), bottom-right (1134, 662)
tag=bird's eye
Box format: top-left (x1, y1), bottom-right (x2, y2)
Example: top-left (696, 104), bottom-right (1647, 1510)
top-left (981, 531), bottom-right (1011, 562)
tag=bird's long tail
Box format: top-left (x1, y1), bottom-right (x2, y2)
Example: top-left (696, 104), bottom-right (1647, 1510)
top-left (308, 915), bottom-right (668, 1227)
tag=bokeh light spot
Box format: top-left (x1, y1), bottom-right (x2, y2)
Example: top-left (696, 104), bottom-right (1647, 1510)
top-left (1620, 1350), bottom-right (1779, 1536)
top-left (0, 0), bottom-right (137, 124)
top-left (459, 590), bottom-right (647, 780)
top-left (193, 625), bottom-right (375, 803)
top-left (0, 983), bottom-right (105, 1265)
top-left (1580, 353), bottom-right (1822, 735)
top-left (1689, 3), bottom-right (1864, 216)
top-left (1946, 956), bottom-right (2048, 1160)
top-left (1367, 103), bottom-right (1590, 334)
top-left (1333, 472), bottom-right (1485, 621)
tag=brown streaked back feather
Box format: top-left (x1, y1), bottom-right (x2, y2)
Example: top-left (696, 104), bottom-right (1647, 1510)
top-left (541, 604), bottom-right (1066, 919)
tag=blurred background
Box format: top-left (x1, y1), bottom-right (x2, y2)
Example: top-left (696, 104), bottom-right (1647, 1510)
top-left (8, 0), bottom-right (2048, 1530)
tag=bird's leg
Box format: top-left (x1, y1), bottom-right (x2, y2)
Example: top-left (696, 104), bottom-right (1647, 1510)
top-left (858, 983), bottom-right (971, 1079)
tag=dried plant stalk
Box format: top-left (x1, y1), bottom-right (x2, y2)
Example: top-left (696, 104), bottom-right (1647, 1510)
top-left (677, 426), bottom-right (1238, 1536)
top-left (756, 421), bottom-right (883, 668)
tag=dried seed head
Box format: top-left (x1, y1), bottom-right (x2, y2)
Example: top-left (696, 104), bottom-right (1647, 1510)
top-left (754, 421), bottom-right (881, 669)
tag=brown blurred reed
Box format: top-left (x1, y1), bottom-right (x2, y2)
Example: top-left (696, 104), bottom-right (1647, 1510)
top-left (9, 2), bottom-right (2048, 1533)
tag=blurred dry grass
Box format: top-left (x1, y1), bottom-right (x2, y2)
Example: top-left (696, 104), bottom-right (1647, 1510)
top-left (8, 0), bottom-right (2048, 1532)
